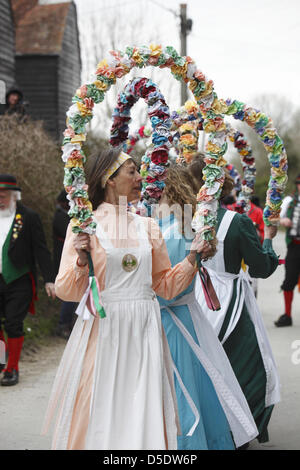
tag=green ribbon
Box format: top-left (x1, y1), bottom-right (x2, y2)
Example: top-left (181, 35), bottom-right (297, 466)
top-left (88, 253), bottom-right (106, 319)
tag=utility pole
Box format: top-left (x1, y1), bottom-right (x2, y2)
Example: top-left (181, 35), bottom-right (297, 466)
top-left (180, 3), bottom-right (192, 105)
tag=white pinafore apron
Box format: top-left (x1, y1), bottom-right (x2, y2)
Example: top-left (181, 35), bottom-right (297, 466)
top-left (42, 214), bottom-right (179, 450)
top-left (195, 210), bottom-right (281, 407)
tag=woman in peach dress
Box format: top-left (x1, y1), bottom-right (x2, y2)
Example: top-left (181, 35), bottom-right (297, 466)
top-left (42, 147), bottom-right (213, 450)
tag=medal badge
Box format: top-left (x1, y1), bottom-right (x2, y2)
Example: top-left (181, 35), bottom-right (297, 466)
top-left (122, 254), bottom-right (138, 272)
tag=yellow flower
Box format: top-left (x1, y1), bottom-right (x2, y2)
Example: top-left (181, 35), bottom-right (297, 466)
top-left (211, 98), bottom-right (228, 114)
top-left (65, 158), bottom-right (84, 169)
top-left (16, 214), bottom-right (21, 219)
top-left (171, 62), bottom-right (188, 79)
top-left (77, 102), bottom-right (93, 117)
top-left (96, 58), bottom-right (108, 70)
top-left (181, 122), bottom-right (196, 133)
top-left (185, 100), bottom-right (198, 114)
top-left (71, 218), bottom-right (81, 228)
top-left (203, 121), bottom-right (217, 133)
top-left (215, 156), bottom-right (227, 167)
top-left (94, 80), bottom-right (108, 91)
top-left (206, 142), bottom-right (221, 154)
top-left (188, 79), bottom-right (198, 93)
top-left (264, 128), bottom-right (276, 140)
top-left (150, 44), bottom-right (162, 56)
top-left (240, 149), bottom-right (250, 157)
top-left (79, 198), bottom-right (92, 210)
top-left (201, 80), bottom-right (213, 98)
top-left (132, 50), bottom-right (143, 65)
top-left (272, 167), bottom-right (285, 177)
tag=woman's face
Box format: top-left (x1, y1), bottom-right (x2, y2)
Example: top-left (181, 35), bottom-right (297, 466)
top-left (111, 159), bottom-right (142, 203)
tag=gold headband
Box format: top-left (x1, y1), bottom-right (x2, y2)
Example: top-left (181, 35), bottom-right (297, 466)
top-left (101, 151), bottom-right (132, 188)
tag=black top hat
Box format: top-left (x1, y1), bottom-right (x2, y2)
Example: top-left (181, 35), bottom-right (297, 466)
top-left (5, 87), bottom-right (24, 103)
top-left (0, 174), bottom-right (21, 191)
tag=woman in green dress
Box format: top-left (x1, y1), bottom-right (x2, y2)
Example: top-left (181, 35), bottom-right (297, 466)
top-left (189, 154), bottom-right (280, 445)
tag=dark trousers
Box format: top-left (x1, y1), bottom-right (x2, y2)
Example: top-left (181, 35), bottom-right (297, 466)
top-left (0, 274), bottom-right (32, 338)
top-left (281, 242), bottom-right (300, 291)
top-left (59, 301), bottom-right (77, 327)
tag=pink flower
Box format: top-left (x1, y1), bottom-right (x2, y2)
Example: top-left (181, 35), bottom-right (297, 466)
top-left (64, 126), bottom-right (75, 138)
top-left (114, 66), bottom-right (128, 78)
top-left (109, 50), bottom-right (122, 62)
top-left (194, 70), bottom-right (205, 81)
top-left (148, 56), bottom-right (159, 65)
top-left (84, 98), bottom-right (94, 110)
top-left (70, 150), bottom-right (83, 160)
top-left (77, 85), bottom-right (88, 99)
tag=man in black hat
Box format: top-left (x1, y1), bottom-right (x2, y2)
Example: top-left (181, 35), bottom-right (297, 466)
top-left (4, 87), bottom-right (26, 118)
top-left (0, 174), bottom-right (55, 385)
top-left (275, 174), bottom-right (300, 327)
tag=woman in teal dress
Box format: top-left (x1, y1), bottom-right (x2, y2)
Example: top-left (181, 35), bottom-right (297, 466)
top-left (155, 166), bottom-right (258, 450)
top-left (189, 154), bottom-right (280, 445)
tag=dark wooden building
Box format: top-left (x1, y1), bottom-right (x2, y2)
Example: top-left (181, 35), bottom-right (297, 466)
top-left (0, 0), bottom-right (16, 102)
top-left (11, 0), bottom-right (81, 140)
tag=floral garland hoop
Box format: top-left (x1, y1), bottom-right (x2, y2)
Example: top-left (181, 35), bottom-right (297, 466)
top-left (224, 99), bottom-right (288, 225)
top-left (109, 76), bottom-right (172, 215)
top-left (171, 98), bottom-right (287, 224)
top-left (62, 44), bottom-right (232, 245)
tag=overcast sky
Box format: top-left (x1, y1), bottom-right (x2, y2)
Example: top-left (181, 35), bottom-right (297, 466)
top-left (70, 0), bottom-right (300, 113)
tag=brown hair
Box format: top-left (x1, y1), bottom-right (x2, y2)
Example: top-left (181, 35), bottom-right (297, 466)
top-left (160, 165), bottom-right (198, 236)
top-left (86, 145), bottom-right (122, 210)
top-left (188, 152), bottom-right (234, 199)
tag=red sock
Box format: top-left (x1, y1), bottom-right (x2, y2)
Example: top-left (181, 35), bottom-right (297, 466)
top-left (284, 290), bottom-right (293, 317)
top-left (5, 336), bottom-right (24, 372)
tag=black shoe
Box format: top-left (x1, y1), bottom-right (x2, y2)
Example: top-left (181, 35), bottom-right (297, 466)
top-left (1, 369), bottom-right (19, 386)
top-left (274, 314), bottom-right (292, 327)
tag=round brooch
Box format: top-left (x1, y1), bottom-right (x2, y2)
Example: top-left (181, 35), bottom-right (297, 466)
top-left (122, 254), bottom-right (138, 272)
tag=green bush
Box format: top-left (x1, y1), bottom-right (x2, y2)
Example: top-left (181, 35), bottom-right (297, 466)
top-left (0, 114), bottom-right (65, 344)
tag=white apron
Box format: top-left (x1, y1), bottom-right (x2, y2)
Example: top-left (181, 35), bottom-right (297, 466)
top-left (42, 214), bottom-right (179, 450)
top-left (195, 211), bottom-right (281, 407)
